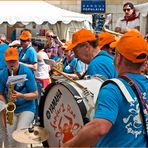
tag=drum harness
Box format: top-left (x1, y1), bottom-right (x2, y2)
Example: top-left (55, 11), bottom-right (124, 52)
top-left (101, 75), bottom-right (148, 146)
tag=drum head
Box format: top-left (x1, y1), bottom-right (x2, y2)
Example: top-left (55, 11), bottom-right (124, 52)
top-left (39, 81), bottom-right (86, 147)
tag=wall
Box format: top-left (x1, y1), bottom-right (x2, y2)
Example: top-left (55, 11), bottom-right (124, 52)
top-left (46, 0), bottom-right (81, 12)
top-left (0, 23), bottom-right (7, 36)
top-left (46, 0), bottom-right (147, 31)
top-left (46, 0), bottom-right (148, 12)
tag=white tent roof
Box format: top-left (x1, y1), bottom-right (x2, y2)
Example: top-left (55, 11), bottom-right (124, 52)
top-left (135, 2), bottom-right (148, 14)
top-left (0, 1), bottom-right (92, 25)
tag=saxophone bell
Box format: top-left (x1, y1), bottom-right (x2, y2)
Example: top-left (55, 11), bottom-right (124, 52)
top-left (6, 102), bottom-right (16, 125)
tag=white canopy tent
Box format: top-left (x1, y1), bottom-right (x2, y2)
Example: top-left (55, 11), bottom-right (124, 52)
top-left (135, 2), bottom-right (148, 35)
top-left (0, 1), bottom-right (92, 40)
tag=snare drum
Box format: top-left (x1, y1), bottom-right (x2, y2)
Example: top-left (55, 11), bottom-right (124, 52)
top-left (39, 76), bottom-right (105, 147)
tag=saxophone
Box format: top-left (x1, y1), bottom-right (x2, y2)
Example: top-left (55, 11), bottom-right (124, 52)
top-left (5, 67), bottom-right (16, 125)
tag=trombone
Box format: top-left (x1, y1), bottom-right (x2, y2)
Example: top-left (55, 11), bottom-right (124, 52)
top-left (101, 13), bottom-right (123, 37)
top-left (102, 25), bottom-right (123, 37)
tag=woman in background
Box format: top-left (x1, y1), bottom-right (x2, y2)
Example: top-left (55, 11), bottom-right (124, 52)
top-left (115, 2), bottom-right (140, 34)
top-left (32, 40), bottom-right (51, 103)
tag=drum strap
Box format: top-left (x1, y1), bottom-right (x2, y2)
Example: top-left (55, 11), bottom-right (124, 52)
top-left (84, 92), bottom-right (95, 119)
top-left (86, 78), bottom-right (135, 120)
top-left (101, 79), bottom-right (134, 103)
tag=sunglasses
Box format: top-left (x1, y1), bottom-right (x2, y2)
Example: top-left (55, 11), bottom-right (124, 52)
top-left (20, 39), bottom-right (29, 42)
top-left (46, 35), bottom-right (57, 39)
top-left (46, 35), bottom-right (52, 38)
top-left (123, 8), bottom-right (131, 12)
top-left (144, 36), bottom-right (148, 40)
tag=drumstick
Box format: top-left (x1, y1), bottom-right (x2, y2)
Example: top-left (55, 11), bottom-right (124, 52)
top-left (53, 67), bottom-right (86, 90)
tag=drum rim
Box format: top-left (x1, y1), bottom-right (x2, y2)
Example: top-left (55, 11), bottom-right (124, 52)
top-left (39, 82), bottom-right (55, 147)
top-left (39, 81), bottom-right (87, 147)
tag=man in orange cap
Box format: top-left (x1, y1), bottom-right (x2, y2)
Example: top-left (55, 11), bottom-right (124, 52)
top-left (61, 41), bottom-right (82, 79)
top-left (66, 28), bottom-right (117, 79)
top-left (98, 32), bottom-right (117, 55)
top-left (0, 47), bottom-right (38, 147)
top-left (19, 30), bottom-right (37, 72)
top-left (51, 41), bottom-right (82, 80)
top-left (62, 30), bottom-right (148, 147)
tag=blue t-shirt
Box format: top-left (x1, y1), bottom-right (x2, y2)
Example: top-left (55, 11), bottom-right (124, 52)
top-left (87, 50), bottom-right (117, 79)
top-left (0, 64), bottom-right (37, 113)
top-left (0, 43), bottom-right (9, 70)
top-left (63, 57), bottom-right (82, 74)
top-left (53, 56), bottom-right (61, 62)
top-left (19, 45), bottom-right (37, 65)
top-left (94, 73), bottom-right (148, 147)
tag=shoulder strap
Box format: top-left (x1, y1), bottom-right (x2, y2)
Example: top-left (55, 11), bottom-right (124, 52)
top-left (101, 78), bottom-right (134, 103)
top-left (120, 75), bottom-right (148, 146)
top-left (62, 57), bottom-right (66, 64)
top-left (145, 75), bottom-right (148, 79)
top-left (19, 47), bottom-right (29, 60)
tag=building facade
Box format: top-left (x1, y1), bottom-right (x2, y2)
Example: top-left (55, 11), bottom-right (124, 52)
top-left (46, 0), bottom-right (147, 12)
top-left (46, 0), bottom-right (148, 32)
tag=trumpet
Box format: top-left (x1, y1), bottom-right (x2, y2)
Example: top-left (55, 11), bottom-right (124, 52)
top-left (6, 67), bottom-right (16, 125)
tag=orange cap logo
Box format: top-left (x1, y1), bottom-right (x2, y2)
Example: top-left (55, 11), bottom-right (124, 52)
top-left (4, 47), bottom-right (19, 61)
top-left (19, 31), bottom-right (32, 40)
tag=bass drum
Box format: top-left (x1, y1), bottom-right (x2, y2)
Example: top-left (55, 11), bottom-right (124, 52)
top-left (39, 76), bottom-right (105, 147)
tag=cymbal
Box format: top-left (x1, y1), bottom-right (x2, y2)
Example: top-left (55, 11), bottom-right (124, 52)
top-left (12, 126), bottom-right (49, 144)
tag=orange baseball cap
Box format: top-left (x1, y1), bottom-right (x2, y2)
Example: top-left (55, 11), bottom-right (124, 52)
top-left (98, 32), bottom-right (116, 49)
top-left (110, 41), bottom-right (117, 49)
top-left (61, 41), bottom-right (72, 50)
top-left (19, 31), bottom-right (32, 40)
top-left (4, 47), bottom-right (19, 61)
top-left (115, 30), bottom-right (148, 63)
top-left (110, 36), bottom-right (120, 49)
top-left (66, 28), bottom-right (96, 50)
